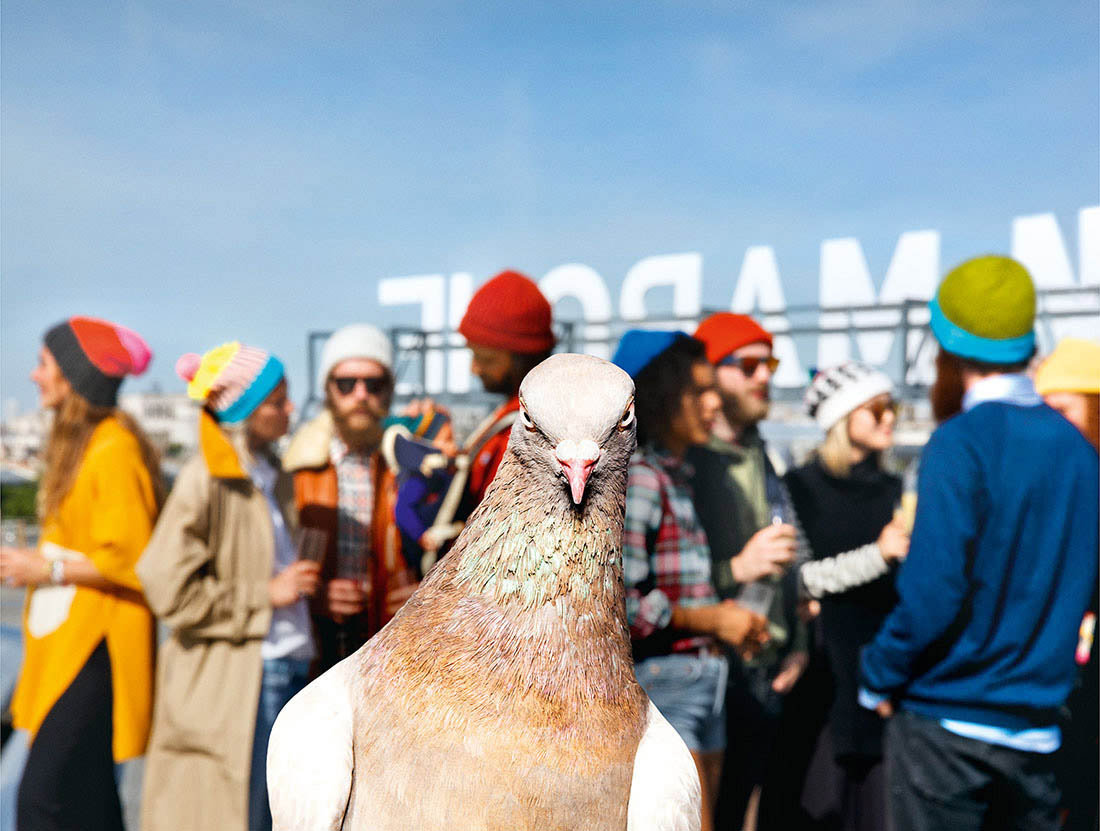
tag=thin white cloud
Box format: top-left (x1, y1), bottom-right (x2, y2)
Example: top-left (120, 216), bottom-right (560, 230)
top-left (776, 0), bottom-right (990, 69)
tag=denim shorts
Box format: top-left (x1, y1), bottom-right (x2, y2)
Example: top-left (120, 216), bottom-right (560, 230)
top-left (635, 653), bottom-right (728, 753)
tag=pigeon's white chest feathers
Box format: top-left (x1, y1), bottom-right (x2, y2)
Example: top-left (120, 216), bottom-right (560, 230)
top-left (268, 662), bottom-right (701, 831)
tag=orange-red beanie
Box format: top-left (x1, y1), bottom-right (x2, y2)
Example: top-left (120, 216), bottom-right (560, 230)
top-left (44, 316), bottom-right (152, 407)
top-left (458, 270), bottom-right (556, 355)
top-left (694, 312), bottom-right (773, 365)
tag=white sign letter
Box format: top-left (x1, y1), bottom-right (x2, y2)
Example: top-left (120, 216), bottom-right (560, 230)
top-left (540, 264), bottom-right (614, 359)
top-left (817, 231), bottom-right (939, 373)
top-left (378, 274), bottom-right (446, 394)
top-left (620, 253), bottom-right (702, 321)
top-left (446, 273), bottom-right (475, 393)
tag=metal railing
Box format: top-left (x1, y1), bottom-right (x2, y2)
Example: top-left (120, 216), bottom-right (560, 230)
top-left (301, 285), bottom-right (1099, 418)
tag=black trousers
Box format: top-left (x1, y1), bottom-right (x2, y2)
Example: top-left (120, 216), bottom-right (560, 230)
top-left (717, 659), bottom-right (825, 831)
top-left (885, 710), bottom-right (1061, 831)
top-left (17, 641), bottom-right (123, 831)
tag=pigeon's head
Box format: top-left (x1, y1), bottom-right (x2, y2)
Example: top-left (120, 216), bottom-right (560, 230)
top-left (514, 353), bottom-right (636, 507)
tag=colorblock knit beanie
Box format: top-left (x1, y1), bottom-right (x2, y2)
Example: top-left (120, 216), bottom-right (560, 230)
top-left (804, 361), bottom-right (894, 430)
top-left (1035, 338), bottom-right (1100, 395)
top-left (176, 342), bottom-right (285, 423)
top-left (612, 329), bottom-right (690, 379)
top-left (44, 316), bottom-right (152, 407)
top-left (693, 312), bottom-right (773, 365)
top-left (458, 270), bottom-right (556, 354)
top-left (319, 324), bottom-right (393, 391)
top-left (930, 255), bottom-right (1036, 364)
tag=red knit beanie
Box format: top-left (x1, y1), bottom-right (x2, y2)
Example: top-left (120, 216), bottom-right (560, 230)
top-left (694, 312), bottom-right (773, 365)
top-left (458, 270), bottom-right (556, 354)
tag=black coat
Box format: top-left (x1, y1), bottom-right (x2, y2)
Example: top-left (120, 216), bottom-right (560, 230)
top-left (785, 455), bottom-right (901, 761)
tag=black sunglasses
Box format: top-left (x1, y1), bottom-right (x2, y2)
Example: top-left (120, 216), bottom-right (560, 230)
top-left (718, 355), bottom-right (780, 375)
top-left (330, 376), bottom-right (389, 396)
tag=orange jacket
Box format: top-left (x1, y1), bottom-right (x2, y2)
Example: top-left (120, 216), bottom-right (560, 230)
top-left (465, 396), bottom-right (521, 508)
top-left (282, 411), bottom-right (416, 670)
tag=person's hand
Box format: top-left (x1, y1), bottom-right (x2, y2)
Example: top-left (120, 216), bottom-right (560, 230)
top-left (730, 524), bottom-right (797, 583)
top-left (0, 547), bottom-right (48, 587)
top-left (324, 577), bottom-right (368, 620)
top-left (771, 651), bottom-right (809, 694)
top-left (384, 582), bottom-right (418, 618)
top-left (269, 561), bottom-right (321, 608)
top-left (878, 518), bottom-right (910, 563)
top-left (402, 398), bottom-right (433, 418)
top-left (875, 699), bottom-right (895, 719)
top-left (798, 598), bottom-right (821, 623)
top-left (712, 599), bottom-right (769, 653)
top-left (434, 422), bottom-right (458, 457)
top-left (402, 398), bottom-right (452, 421)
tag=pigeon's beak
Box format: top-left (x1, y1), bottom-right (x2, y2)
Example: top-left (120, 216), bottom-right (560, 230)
top-left (554, 439), bottom-right (601, 505)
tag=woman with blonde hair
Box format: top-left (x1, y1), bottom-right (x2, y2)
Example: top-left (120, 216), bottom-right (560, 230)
top-left (0, 317), bottom-right (162, 831)
top-left (785, 362), bottom-right (910, 831)
top-left (1035, 337), bottom-right (1100, 451)
top-left (1036, 338), bottom-right (1099, 831)
top-left (138, 343), bottom-right (320, 831)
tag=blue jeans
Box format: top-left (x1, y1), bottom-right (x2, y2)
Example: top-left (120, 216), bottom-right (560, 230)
top-left (248, 657), bottom-right (311, 831)
top-left (635, 653), bottom-right (728, 752)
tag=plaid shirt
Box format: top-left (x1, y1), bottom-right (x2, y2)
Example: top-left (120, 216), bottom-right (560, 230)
top-left (330, 437), bottom-right (374, 580)
top-left (624, 445), bottom-right (718, 652)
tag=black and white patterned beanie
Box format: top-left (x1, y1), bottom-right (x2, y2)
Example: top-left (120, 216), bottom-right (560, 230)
top-left (804, 361), bottom-right (894, 430)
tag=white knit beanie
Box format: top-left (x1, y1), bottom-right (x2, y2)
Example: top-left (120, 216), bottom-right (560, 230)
top-left (319, 324), bottom-right (393, 390)
top-left (804, 361), bottom-right (894, 430)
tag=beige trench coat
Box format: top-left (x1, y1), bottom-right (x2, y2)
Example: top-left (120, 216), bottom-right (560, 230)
top-left (137, 412), bottom-right (297, 831)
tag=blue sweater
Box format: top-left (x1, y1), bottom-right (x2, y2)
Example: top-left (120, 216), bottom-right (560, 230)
top-left (860, 401), bottom-right (1099, 731)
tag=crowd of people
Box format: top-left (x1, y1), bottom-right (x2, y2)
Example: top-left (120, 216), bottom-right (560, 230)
top-left (0, 257), bottom-right (1096, 831)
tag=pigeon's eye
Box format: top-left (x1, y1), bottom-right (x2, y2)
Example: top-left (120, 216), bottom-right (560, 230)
top-left (520, 408), bottom-right (536, 431)
top-left (619, 404), bottom-right (635, 430)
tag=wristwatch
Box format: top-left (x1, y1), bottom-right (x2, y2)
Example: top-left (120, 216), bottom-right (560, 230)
top-left (49, 558), bottom-right (66, 586)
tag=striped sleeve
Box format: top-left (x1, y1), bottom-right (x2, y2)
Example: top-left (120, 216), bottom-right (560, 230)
top-left (623, 461), bottom-right (672, 639)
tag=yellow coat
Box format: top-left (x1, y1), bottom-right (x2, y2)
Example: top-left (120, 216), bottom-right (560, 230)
top-left (11, 416), bottom-right (158, 762)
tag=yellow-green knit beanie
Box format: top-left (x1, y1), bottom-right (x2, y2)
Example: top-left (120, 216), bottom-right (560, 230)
top-left (929, 255), bottom-right (1036, 364)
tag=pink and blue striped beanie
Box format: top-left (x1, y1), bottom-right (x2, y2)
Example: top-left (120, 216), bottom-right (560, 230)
top-left (175, 342), bottom-right (285, 423)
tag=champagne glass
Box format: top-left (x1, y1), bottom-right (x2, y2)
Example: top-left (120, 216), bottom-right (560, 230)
top-left (295, 527), bottom-right (328, 564)
top-left (894, 462), bottom-right (919, 535)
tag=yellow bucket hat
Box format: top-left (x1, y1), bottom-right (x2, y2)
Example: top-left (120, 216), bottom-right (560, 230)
top-left (1035, 338), bottom-right (1100, 395)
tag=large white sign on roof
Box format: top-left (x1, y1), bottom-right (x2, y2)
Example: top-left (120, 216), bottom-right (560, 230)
top-left (379, 207), bottom-right (1100, 393)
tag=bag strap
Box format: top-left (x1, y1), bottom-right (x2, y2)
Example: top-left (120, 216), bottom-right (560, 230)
top-left (420, 409), bottom-right (519, 570)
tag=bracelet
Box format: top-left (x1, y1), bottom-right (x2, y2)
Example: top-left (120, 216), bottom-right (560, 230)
top-left (49, 558), bottom-right (66, 586)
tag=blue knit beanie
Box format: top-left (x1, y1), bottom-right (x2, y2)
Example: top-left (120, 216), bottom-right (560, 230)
top-left (612, 330), bottom-right (691, 379)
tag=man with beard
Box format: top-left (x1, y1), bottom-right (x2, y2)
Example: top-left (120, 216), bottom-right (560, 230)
top-left (455, 270), bottom-right (555, 511)
top-left (284, 324), bottom-right (416, 673)
top-left (687, 312), bottom-right (811, 830)
top-left (860, 256), bottom-right (1098, 831)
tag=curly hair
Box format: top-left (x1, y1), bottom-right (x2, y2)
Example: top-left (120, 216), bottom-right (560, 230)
top-left (633, 335), bottom-right (707, 448)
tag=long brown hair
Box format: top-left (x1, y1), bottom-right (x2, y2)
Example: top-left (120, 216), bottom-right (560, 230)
top-left (930, 349), bottom-right (966, 423)
top-left (39, 393), bottom-right (166, 520)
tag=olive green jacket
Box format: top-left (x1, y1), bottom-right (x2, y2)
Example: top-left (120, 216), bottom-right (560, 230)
top-left (688, 426), bottom-right (808, 668)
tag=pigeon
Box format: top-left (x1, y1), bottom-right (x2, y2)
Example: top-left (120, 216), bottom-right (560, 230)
top-left (267, 353), bottom-right (701, 831)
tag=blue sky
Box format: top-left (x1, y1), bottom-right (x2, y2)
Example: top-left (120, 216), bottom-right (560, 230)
top-left (2, 0), bottom-right (1097, 411)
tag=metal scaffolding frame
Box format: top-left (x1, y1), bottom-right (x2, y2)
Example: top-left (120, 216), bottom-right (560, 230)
top-left (301, 285), bottom-right (1099, 418)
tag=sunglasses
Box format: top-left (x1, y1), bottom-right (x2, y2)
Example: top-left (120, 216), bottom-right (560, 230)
top-left (718, 355), bottom-right (780, 375)
top-left (864, 398), bottom-right (899, 422)
top-left (330, 376), bottom-right (389, 396)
